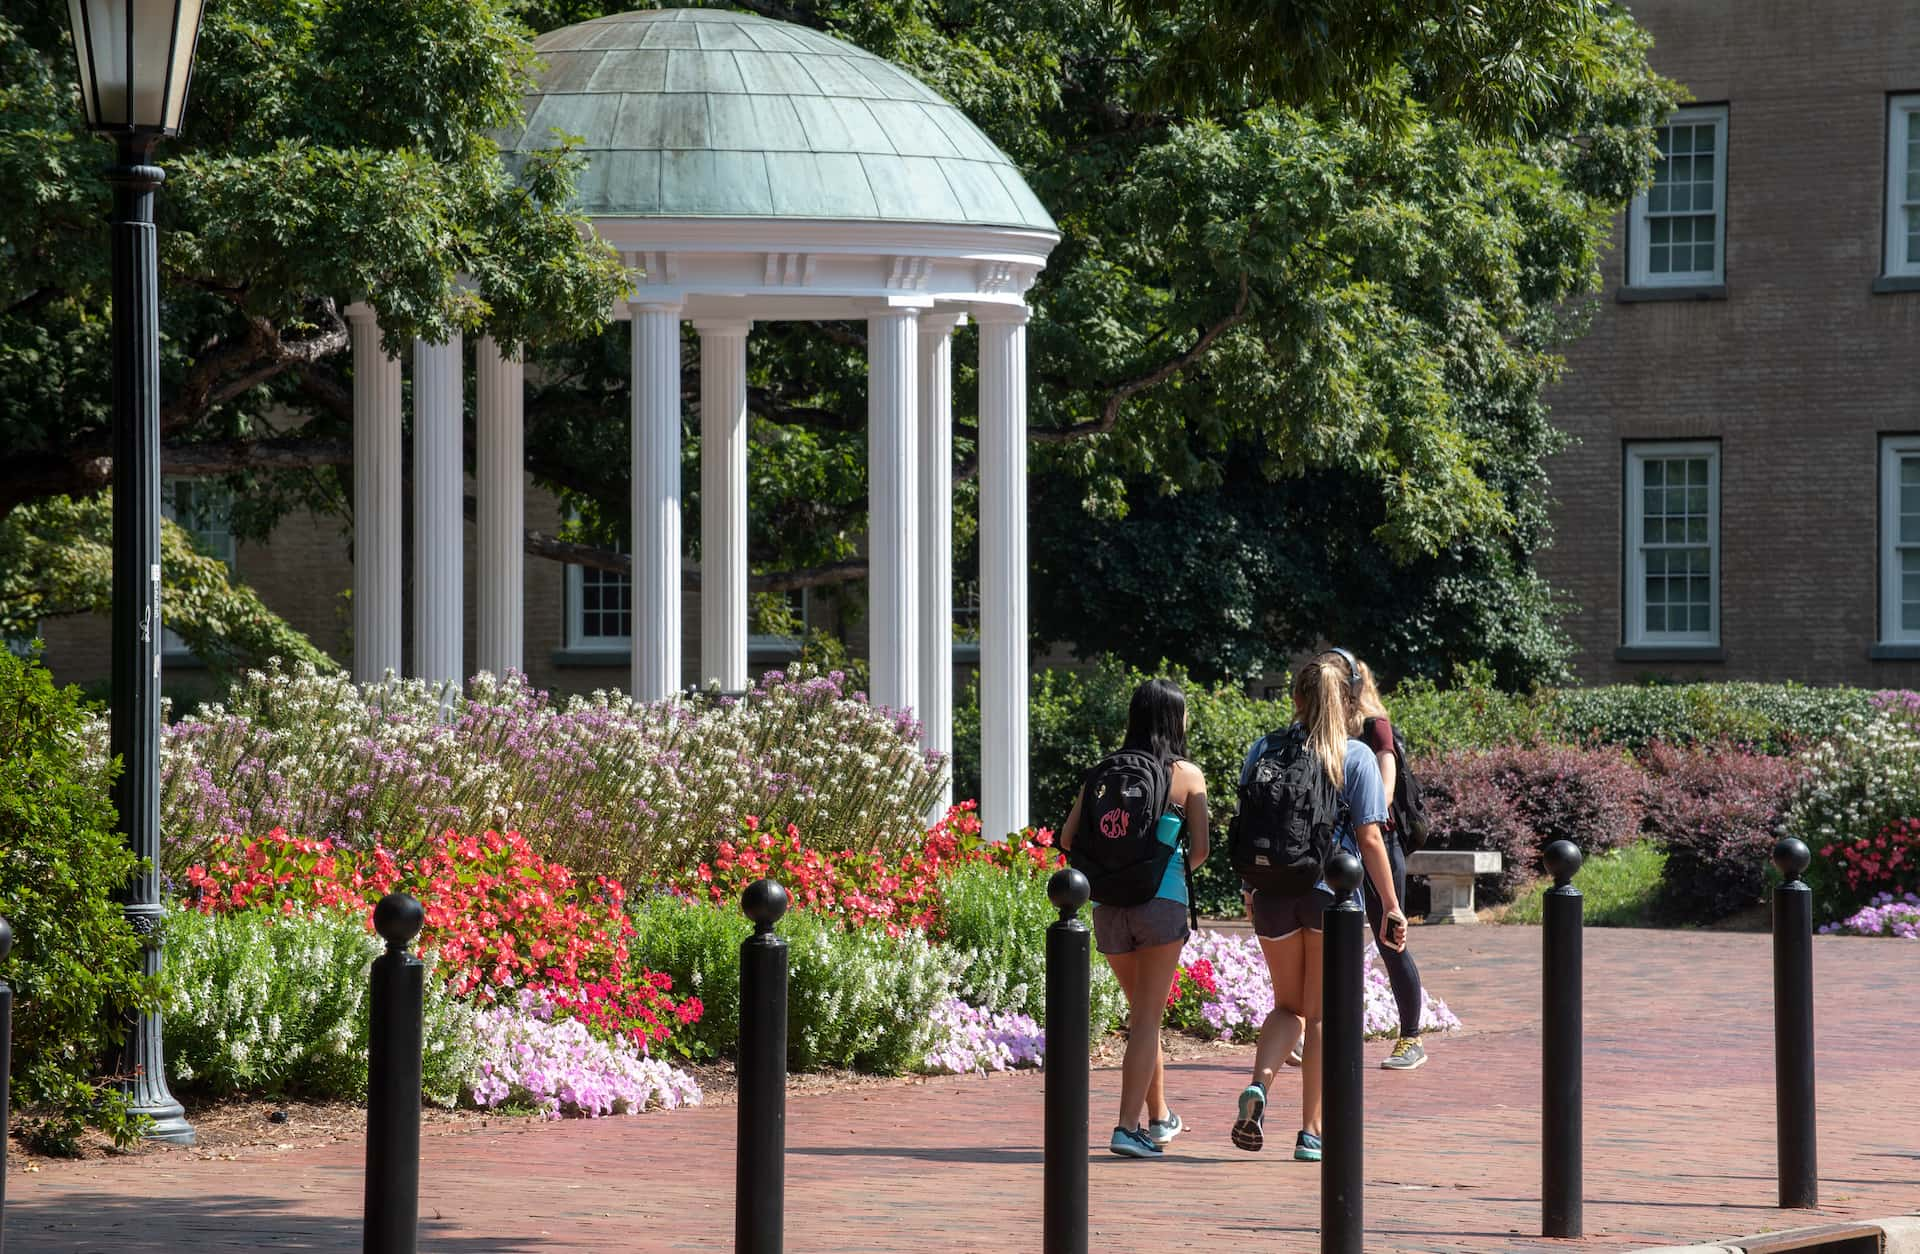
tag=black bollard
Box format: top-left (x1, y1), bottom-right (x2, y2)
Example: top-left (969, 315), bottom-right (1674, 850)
top-left (364, 893), bottom-right (425, 1254)
top-left (1541, 841), bottom-right (1584, 1239)
top-left (1043, 868), bottom-right (1090, 1254)
top-left (1771, 837), bottom-right (1817, 1210)
top-left (2, 914), bottom-right (13, 1254)
top-left (1321, 852), bottom-right (1367, 1254)
top-left (737, 878), bottom-right (790, 1254)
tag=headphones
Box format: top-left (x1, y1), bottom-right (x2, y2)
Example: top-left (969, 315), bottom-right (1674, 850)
top-left (1325, 647), bottom-right (1363, 696)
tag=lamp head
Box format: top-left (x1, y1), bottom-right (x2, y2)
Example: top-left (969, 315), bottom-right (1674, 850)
top-left (66, 0), bottom-right (209, 138)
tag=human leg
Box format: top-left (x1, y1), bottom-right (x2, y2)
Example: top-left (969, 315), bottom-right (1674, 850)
top-left (1116, 938), bottom-right (1182, 1133)
top-left (1299, 924), bottom-right (1325, 1140)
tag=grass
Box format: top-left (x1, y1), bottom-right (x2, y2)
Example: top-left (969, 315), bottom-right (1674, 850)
top-left (1501, 841), bottom-right (1668, 927)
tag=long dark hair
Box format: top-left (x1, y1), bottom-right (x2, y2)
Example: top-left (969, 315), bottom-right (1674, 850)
top-left (1122, 678), bottom-right (1188, 762)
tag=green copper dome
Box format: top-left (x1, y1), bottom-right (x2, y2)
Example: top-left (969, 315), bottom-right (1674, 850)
top-left (499, 8), bottom-right (1056, 232)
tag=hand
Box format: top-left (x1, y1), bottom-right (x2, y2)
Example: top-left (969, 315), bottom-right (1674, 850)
top-left (1382, 909), bottom-right (1409, 952)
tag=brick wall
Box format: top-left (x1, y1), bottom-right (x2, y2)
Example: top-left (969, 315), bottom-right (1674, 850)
top-left (1540, 0), bottom-right (1920, 686)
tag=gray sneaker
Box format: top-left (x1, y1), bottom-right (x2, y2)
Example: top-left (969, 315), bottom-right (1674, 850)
top-left (1381, 1037), bottom-right (1427, 1071)
top-left (1147, 1110), bottom-right (1184, 1146)
top-left (1109, 1125), bottom-right (1164, 1158)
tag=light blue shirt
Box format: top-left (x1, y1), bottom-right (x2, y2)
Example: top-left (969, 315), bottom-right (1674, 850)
top-left (1240, 729), bottom-right (1388, 894)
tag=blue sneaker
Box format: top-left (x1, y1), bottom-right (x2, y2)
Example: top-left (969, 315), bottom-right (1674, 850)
top-left (1109, 1125), bottom-right (1163, 1158)
top-left (1230, 1084), bottom-right (1266, 1152)
top-left (1294, 1130), bottom-right (1323, 1162)
top-left (1147, 1110), bottom-right (1184, 1146)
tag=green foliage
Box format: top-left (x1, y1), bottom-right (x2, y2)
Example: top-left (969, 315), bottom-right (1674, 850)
top-left (626, 894), bottom-right (958, 1074)
top-left (937, 862), bottom-right (1126, 1031)
top-left (1373, 664), bottom-right (1541, 753)
top-left (1502, 841), bottom-right (1667, 927)
top-left (164, 908), bottom-right (477, 1105)
top-left (1547, 683), bottom-right (1874, 755)
top-left (0, 495), bottom-right (333, 677)
top-left (0, 649), bottom-right (151, 1153)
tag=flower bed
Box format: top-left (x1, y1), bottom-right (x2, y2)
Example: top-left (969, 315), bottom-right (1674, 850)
top-left (1820, 892), bottom-right (1920, 939)
top-left (150, 663), bottom-right (945, 884)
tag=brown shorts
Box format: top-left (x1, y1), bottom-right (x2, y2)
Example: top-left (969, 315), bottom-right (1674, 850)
top-left (1250, 887), bottom-right (1335, 940)
top-left (1091, 898), bottom-right (1190, 955)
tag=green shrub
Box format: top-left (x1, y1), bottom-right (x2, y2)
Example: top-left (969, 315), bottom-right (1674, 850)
top-left (937, 862), bottom-right (1126, 1030)
top-left (627, 894), bottom-right (957, 1073)
top-left (164, 908), bottom-right (477, 1106)
top-left (1388, 663), bottom-right (1551, 754)
top-left (1546, 683), bottom-right (1872, 755)
top-left (1502, 842), bottom-right (1667, 927)
top-left (0, 650), bottom-right (152, 1152)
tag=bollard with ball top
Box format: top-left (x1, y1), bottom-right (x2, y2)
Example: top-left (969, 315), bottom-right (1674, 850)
top-left (737, 878), bottom-right (790, 1254)
top-left (364, 892), bottom-right (426, 1254)
top-left (1541, 840), bottom-right (1584, 1239)
top-left (2, 913), bottom-right (14, 1254)
top-left (1321, 851), bottom-right (1366, 1254)
top-left (1043, 867), bottom-right (1090, 1254)
top-left (1772, 836), bottom-right (1817, 1209)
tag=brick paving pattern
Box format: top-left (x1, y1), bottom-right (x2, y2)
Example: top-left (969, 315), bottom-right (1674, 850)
top-left (6, 927), bottom-right (1916, 1252)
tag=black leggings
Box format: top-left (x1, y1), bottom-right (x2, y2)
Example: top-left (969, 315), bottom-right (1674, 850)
top-left (1363, 835), bottom-right (1425, 1039)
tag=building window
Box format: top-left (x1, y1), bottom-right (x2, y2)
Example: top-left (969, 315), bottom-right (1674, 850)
top-left (162, 479), bottom-right (236, 656)
top-left (1625, 443), bottom-right (1719, 646)
top-left (1882, 436), bottom-right (1920, 644)
top-left (1629, 107), bottom-right (1727, 287)
top-left (566, 564), bottom-right (632, 650)
top-left (1885, 96), bottom-right (1920, 278)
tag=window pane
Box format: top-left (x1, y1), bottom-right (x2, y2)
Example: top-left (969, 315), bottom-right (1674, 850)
top-left (1646, 605), bottom-right (1667, 633)
top-left (1650, 184), bottom-right (1670, 213)
top-left (1671, 216), bottom-right (1693, 244)
top-left (1665, 486), bottom-right (1686, 513)
top-left (1645, 460), bottom-right (1664, 487)
top-left (1689, 547), bottom-right (1709, 574)
top-left (1907, 170), bottom-right (1920, 202)
top-left (1694, 242), bottom-right (1715, 272)
top-left (1696, 180), bottom-right (1713, 212)
top-left (1644, 487), bottom-right (1663, 517)
top-left (1688, 459), bottom-right (1708, 485)
top-left (1902, 456), bottom-right (1920, 486)
top-left (1691, 124), bottom-right (1713, 154)
top-left (1650, 218), bottom-right (1671, 245)
top-left (1646, 574), bottom-right (1664, 605)
top-left (1647, 549), bottom-right (1668, 575)
top-left (1672, 128), bottom-right (1693, 155)
top-left (1690, 606), bottom-right (1711, 632)
top-left (1650, 248), bottom-right (1670, 274)
top-left (1686, 516), bottom-right (1707, 543)
top-left (1690, 576), bottom-right (1711, 604)
top-left (1686, 486), bottom-right (1708, 513)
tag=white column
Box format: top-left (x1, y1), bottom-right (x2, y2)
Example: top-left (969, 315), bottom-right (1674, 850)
top-left (412, 332), bottom-right (465, 692)
top-left (475, 336), bottom-right (524, 678)
top-left (867, 307), bottom-right (921, 721)
top-left (918, 312), bottom-right (963, 813)
top-left (346, 303), bottom-right (402, 686)
top-left (976, 305), bottom-right (1030, 840)
top-left (631, 301), bottom-right (684, 702)
top-left (696, 320), bottom-right (750, 692)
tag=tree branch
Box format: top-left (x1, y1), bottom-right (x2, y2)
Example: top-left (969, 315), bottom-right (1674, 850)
top-left (161, 437), bottom-right (353, 476)
top-left (1029, 273), bottom-right (1252, 445)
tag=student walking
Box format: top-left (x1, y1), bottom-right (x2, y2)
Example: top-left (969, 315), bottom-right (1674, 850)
top-left (1226, 652), bottom-right (1406, 1161)
top-left (1344, 650), bottom-right (1431, 1070)
top-left (1059, 678), bottom-right (1209, 1159)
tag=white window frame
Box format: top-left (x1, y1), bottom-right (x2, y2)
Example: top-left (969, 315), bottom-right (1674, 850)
top-left (1629, 106), bottom-right (1728, 288)
top-left (161, 478), bottom-right (237, 657)
top-left (1881, 435), bottom-right (1920, 645)
top-left (1624, 441), bottom-right (1720, 647)
top-left (565, 562), bottom-right (633, 652)
top-left (1885, 95), bottom-right (1920, 278)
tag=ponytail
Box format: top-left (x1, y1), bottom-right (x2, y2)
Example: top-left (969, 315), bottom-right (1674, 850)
top-left (1292, 655), bottom-right (1350, 789)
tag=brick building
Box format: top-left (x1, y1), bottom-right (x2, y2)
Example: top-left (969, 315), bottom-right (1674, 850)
top-left (1541, 0), bottom-right (1920, 685)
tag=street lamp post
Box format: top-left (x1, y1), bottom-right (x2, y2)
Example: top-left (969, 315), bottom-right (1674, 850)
top-left (65, 0), bottom-right (211, 1145)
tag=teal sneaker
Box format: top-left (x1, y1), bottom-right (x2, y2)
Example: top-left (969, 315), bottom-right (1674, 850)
top-left (1147, 1110), bottom-right (1184, 1146)
top-left (1294, 1130), bottom-right (1323, 1162)
top-left (1109, 1125), bottom-right (1163, 1158)
top-left (1230, 1084), bottom-right (1266, 1152)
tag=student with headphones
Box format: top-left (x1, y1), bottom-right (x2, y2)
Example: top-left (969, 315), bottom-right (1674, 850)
top-left (1227, 652), bottom-right (1406, 1162)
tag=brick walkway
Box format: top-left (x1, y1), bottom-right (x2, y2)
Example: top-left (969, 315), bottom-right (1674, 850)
top-left (6, 927), bottom-right (1917, 1252)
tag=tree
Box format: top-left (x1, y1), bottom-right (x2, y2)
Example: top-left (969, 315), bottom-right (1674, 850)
top-left (3, 0), bottom-right (1678, 688)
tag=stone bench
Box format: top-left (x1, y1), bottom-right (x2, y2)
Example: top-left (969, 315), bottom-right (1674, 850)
top-left (1404, 850), bottom-right (1503, 923)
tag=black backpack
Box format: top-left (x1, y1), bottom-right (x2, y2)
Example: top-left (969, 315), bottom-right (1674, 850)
top-left (1069, 749), bottom-right (1174, 907)
top-left (1364, 717), bottom-right (1431, 852)
top-left (1230, 727), bottom-right (1344, 894)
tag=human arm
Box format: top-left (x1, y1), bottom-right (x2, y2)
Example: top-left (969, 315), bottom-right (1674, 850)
top-left (1059, 790), bottom-right (1084, 853)
top-left (1173, 760), bottom-right (1209, 868)
top-left (1365, 718), bottom-right (1398, 819)
top-left (1354, 821), bottom-right (1406, 950)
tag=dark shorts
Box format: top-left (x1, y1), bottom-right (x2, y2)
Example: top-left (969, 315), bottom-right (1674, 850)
top-left (1250, 887), bottom-right (1335, 941)
top-left (1091, 898), bottom-right (1189, 955)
